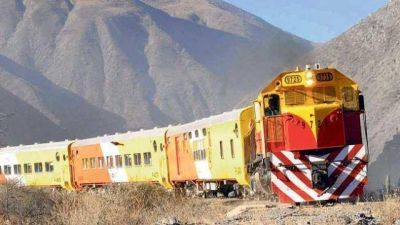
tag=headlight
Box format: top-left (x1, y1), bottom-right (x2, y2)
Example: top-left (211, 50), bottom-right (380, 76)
top-left (306, 79), bottom-right (314, 86)
top-left (306, 71), bottom-right (314, 79)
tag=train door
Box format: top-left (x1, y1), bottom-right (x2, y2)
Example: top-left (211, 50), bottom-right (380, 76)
top-left (263, 94), bottom-right (285, 152)
top-left (175, 136), bottom-right (183, 175)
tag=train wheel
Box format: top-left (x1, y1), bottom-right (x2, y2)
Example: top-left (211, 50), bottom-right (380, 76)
top-left (251, 169), bottom-right (275, 201)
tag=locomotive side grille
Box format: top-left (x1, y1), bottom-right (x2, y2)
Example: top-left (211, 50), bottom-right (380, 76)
top-left (285, 88), bottom-right (306, 105)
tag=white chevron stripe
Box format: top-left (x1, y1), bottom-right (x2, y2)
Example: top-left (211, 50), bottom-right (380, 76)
top-left (339, 163), bottom-right (368, 198)
top-left (272, 145), bottom-right (366, 202)
top-left (281, 151), bottom-right (311, 179)
top-left (271, 173), bottom-right (304, 202)
top-left (328, 146), bottom-right (365, 176)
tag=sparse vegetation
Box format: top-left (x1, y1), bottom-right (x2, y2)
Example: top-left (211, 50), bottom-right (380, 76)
top-left (0, 183), bottom-right (226, 225)
top-left (1, 182), bottom-right (400, 225)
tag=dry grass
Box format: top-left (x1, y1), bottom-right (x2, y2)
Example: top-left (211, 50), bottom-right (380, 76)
top-left (2, 182), bottom-right (399, 225)
top-left (0, 183), bottom-right (227, 225)
top-left (373, 196), bottom-right (400, 224)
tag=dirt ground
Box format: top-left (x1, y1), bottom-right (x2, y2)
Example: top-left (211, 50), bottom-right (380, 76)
top-left (164, 198), bottom-right (400, 225)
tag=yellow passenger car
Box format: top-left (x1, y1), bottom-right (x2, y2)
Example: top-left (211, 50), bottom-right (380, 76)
top-left (0, 141), bottom-right (74, 190)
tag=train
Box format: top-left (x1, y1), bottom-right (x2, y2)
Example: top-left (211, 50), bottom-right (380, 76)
top-left (0, 65), bottom-right (368, 204)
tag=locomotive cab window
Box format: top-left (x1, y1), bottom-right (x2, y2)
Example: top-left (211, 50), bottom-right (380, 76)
top-left (264, 94), bottom-right (281, 116)
top-left (342, 87), bottom-right (357, 110)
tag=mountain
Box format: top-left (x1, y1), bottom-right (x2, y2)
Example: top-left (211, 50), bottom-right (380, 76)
top-left (0, 0), bottom-right (312, 145)
top-left (303, 0), bottom-right (400, 190)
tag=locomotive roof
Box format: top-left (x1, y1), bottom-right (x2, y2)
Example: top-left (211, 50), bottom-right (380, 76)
top-left (259, 67), bottom-right (358, 95)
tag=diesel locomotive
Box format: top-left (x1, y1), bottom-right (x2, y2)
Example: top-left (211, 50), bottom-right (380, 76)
top-left (0, 65), bottom-right (367, 204)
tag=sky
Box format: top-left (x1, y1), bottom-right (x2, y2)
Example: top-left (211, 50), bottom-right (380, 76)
top-left (224, 0), bottom-right (387, 43)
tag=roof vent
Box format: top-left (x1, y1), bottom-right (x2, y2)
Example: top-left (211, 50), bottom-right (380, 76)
top-left (296, 66), bottom-right (300, 71)
top-left (305, 64), bottom-right (311, 70)
top-left (315, 63), bottom-right (321, 70)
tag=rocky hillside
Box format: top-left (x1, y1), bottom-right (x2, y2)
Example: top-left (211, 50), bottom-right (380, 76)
top-left (0, 0), bottom-right (312, 145)
top-left (303, 0), bottom-right (400, 190)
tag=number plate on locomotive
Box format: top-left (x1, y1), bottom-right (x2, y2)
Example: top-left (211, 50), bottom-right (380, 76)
top-left (316, 72), bottom-right (334, 82)
top-left (283, 75), bottom-right (302, 85)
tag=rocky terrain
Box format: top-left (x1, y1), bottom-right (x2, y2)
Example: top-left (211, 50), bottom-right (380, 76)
top-left (0, 0), bottom-right (311, 145)
top-left (303, 0), bottom-right (400, 190)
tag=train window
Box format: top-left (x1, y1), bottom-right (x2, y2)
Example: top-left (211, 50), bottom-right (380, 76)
top-left (153, 141), bottom-right (157, 152)
top-left (89, 158), bottom-right (96, 169)
top-left (160, 143), bottom-right (164, 152)
top-left (83, 158), bottom-right (87, 169)
top-left (63, 154), bottom-right (67, 161)
top-left (193, 149), bottom-right (206, 161)
top-left (201, 149), bottom-right (206, 160)
top-left (219, 141), bottom-right (224, 159)
top-left (342, 87), bottom-right (354, 102)
top-left (342, 87), bottom-right (357, 110)
top-left (13, 164), bottom-right (21, 175)
top-left (0, 166), bottom-right (2, 174)
top-left (106, 156), bottom-right (114, 168)
top-left (124, 154), bottom-right (132, 167)
top-left (230, 139), bottom-right (235, 158)
top-left (34, 163), bottom-right (43, 173)
top-left (134, 153), bottom-right (141, 166)
top-left (195, 130), bottom-right (199, 138)
top-left (234, 123), bottom-right (239, 138)
top-left (56, 152), bottom-right (60, 162)
top-left (189, 132), bottom-right (192, 139)
top-left (285, 88), bottom-right (306, 105)
top-left (115, 155), bottom-right (123, 168)
top-left (202, 128), bottom-right (207, 136)
top-left (98, 157), bottom-right (104, 168)
top-left (264, 94), bottom-right (281, 115)
top-left (144, 152), bottom-right (152, 165)
top-left (4, 165), bottom-right (11, 175)
top-left (313, 86), bottom-right (336, 103)
top-left (45, 162), bottom-right (54, 172)
top-left (24, 164), bottom-right (32, 174)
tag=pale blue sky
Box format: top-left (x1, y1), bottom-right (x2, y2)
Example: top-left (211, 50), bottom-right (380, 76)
top-left (224, 0), bottom-right (387, 42)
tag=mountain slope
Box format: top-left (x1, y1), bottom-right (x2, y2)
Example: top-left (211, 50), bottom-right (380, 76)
top-left (303, 1), bottom-right (400, 190)
top-left (0, 0), bottom-right (312, 145)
